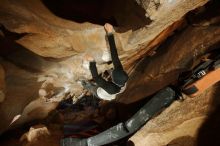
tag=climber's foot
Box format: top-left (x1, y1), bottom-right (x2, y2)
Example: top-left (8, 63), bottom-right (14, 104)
top-left (104, 23), bottom-right (114, 34)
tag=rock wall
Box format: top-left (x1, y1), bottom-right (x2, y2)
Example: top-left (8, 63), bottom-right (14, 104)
top-left (0, 0), bottom-right (210, 136)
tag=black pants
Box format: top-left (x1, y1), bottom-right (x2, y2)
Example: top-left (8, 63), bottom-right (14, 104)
top-left (89, 33), bottom-right (128, 95)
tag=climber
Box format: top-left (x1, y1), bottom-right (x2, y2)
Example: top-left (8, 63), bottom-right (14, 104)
top-left (81, 23), bottom-right (128, 100)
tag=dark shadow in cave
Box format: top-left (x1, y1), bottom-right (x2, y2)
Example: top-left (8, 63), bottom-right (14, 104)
top-left (42, 0), bottom-right (151, 31)
top-left (196, 83), bottom-right (220, 146)
top-left (186, 0), bottom-right (220, 26)
top-left (167, 136), bottom-right (196, 146)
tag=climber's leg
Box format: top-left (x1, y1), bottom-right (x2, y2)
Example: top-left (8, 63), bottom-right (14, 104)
top-left (104, 23), bottom-right (128, 87)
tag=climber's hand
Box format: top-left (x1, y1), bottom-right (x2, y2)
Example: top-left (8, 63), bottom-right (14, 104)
top-left (104, 23), bottom-right (114, 34)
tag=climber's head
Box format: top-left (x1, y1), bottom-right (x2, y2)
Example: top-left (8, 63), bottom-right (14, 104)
top-left (111, 69), bottom-right (128, 87)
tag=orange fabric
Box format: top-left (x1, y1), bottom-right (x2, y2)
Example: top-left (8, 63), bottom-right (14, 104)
top-left (184, 68), bottom-right (220, 97)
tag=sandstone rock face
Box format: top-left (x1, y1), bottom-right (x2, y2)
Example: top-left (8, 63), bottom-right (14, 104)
top-left (14, 85), bottom-right (220, 146)
top-left (118, 26), bottom-right (220, 104)
top-left (129, 84), bottom-right (220, 146)
top-left (0, 0), bottom-right (211, 140)
top-left (0, 0), bottom-right (208, 58)
top-left (20, 124), bottom-right (62, 146)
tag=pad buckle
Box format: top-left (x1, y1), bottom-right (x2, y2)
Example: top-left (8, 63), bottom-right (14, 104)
top-left (193, 70), bottom-right (206, 79)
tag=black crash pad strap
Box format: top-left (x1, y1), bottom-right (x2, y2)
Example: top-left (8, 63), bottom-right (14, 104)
top-left (60, 87), bottom-right (176, 146)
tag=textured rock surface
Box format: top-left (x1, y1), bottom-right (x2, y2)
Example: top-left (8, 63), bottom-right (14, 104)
top-left (1, 86), bottom-right (219, 146)
top-left (0, 0), bottom-right (210, 135)
top-left (20, 124), bottom-right (62, 146)
top-left (118, 25), bottom-right (220, 104)
top-left (1, 0), bottom-right (218, 144)
top-left (0, 0), bottom-right (208, 58)
top-left (129, 84), bottom-right (220, 146)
